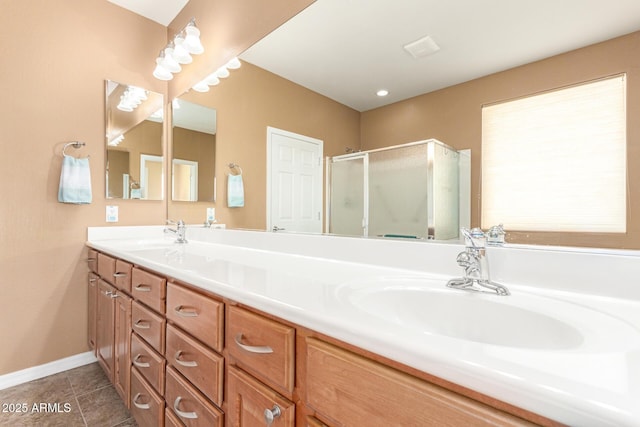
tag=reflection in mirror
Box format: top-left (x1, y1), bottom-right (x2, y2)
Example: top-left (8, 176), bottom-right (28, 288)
top-left (105, 80), bottom-right (164, 200)
top-left (328, 140), bottom-right (469, 240)
top-left (171, 99), bottom-right (217, 202)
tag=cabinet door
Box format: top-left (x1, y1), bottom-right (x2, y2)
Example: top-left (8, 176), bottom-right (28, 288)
top-left (227, 366), bottom-right (294, 427)
top-left (113, 291), bottom-right (132, 408)
top-left (96, 280), bottom-right (115, 381)
top-left (87, 273), bottom-right (99, 352)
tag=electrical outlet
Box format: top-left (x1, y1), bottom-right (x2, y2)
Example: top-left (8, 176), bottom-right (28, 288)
top-left (206, 207), bottom-right (215, 221)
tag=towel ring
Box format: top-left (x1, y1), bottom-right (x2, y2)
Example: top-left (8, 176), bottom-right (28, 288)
top-left (228, 163), bottom-right (242, 175)
top-left (63, 141), bottom-right (86, 157)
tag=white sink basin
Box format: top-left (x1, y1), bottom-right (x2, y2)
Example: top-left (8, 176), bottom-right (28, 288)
top-left (337, 277), bottom-right (640, 351)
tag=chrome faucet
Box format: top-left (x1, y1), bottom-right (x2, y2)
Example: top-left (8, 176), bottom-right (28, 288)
top-left (447, 228), bottom-right (510, 296)
top-left (165, 220), bottom-right (187, 244)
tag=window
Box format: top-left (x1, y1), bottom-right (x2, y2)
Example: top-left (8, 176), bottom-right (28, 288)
top-left (481, 75), bottom-right (626, 233)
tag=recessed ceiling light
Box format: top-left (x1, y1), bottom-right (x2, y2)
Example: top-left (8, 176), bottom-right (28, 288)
top-left (376, 89), bottom-right (389, 97)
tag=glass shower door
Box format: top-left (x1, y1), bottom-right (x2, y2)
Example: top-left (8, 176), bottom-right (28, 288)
top-left (329, 154), bottom-right (368, 236)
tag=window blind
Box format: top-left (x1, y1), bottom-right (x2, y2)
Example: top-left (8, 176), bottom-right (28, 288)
top-left (481, 75), bottom-right (626, 233)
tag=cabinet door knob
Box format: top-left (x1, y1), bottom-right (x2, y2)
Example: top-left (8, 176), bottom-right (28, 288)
top-left (264, 405), bottom-right (282, 426)
top-left (234, 333), bottom-right (274, 354)
top-left (132, 393), bottom-right (150, 410)
top-left (173, 396), bottom-right (198, 419)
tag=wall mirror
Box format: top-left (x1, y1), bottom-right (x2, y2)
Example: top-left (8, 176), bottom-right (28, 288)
top-left (170, 0), bottom-right (640, 248)
top-left (171, 98), bottom-right (217, 202)
top-left (105, 80), bottom-right (164, 200)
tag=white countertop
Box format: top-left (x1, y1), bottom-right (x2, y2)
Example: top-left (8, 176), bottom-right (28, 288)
top-left (87, 226), bottom-right (640, 427)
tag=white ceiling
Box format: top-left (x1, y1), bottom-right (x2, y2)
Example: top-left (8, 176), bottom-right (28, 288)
top-left (107, 0), bottom-right (188, 25)
top-left (111, 0), bottom-right (640, 111)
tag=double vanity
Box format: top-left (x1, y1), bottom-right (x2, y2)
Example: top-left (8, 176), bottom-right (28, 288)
top-left (86, 225), bottom-right (640, 426)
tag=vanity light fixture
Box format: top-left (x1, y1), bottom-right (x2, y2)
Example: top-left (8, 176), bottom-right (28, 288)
top-left (191, 57), bottom-right (242, 92)
top-left (117, 86), bottom-right (148, 111)
top-left (153, 18), bottom-right (204, 80)
top-left (108, 134), bottom-right (125, 146)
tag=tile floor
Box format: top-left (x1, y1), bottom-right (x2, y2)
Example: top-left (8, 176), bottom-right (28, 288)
top-left (0, 363), bottom-right (136, 426)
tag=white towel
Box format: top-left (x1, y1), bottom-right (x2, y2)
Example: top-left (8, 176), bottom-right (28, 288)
top-left (227, 174), bottom-right (244, 207)
top-left (58, 156), bottom-right (92, 204)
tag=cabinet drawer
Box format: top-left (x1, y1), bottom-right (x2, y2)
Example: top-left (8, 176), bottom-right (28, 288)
top-left (87, 249), bottom-right (98, 273)
top-left (165, 366), bottom-right (224, 427)
top-left (130, 332), bottom-right (165, 395)
top-left (165, 407), bottom-right (183, 427)
top-left (131, 268), bottom-right (166, 314)
top-left (166, 323), bottom-right (224, 406)
top-left (304, 338), bottom-right (534, 427)
top-left (130, 367), bottom-right (164, 427)
top-left (226, 306), bottom-right (295, 395)
top-left (113, 259), bottom-right (132, 293)
top-left (97, 252), bottom-right (116, 283)
top-left (131, 301), bottom-right (166, 354)
top-left (166, 282), bottom-right (224, 352)
top-left (227, 365), bottom-right (295, 427)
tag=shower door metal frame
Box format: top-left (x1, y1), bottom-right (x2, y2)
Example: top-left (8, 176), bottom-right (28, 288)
top-left (327, 152), bottom-right (369, 236)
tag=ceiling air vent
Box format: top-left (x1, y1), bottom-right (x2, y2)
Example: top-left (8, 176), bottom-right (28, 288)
top-left (403, 35), bottom-right (441, 59)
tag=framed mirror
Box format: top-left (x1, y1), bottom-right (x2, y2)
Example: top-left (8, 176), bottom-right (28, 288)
top-left (105, 80), bottom-right (164, 200)
top-left (171, 98), bottom-right (217, 202)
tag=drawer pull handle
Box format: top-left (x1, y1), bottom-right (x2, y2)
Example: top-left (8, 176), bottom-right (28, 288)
top-left (134, 320), bottom-right (151, 330)
top-left (110, 292), bottom-right (120, 299)
top-left (174, 350), bottom-right (198, 368)
top-left (264, 405), bottom-right (282, 426)
top-left (234, 333), bottom-right (274, 354)
top-left (113, 272), bottom-right (128, 278)
top-left (133, 354), bottom-right (150, 368)
top-left (134, 284), bottom-right (152, 292)
top-left (174, 305), bottom-right (199, 317)
top-left (173, 396), bottom-right (198, 419)
top-left (102, 290), bottom-right (113, 297)
top-left (89, 278), bottom-right (97, 283)
top-left (132, 393), bottom-right (150, 410)
top-left (87, 257), bottom-right (97, 262)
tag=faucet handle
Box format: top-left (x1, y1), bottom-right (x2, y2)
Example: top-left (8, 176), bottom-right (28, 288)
top-left (460, 227), bottom-right (486, 248)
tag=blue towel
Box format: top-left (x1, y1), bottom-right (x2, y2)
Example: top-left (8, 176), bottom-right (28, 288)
top-left (58, 156), bottom-right (92, 204)
top-left (227, 174), bottom-right (244, 207)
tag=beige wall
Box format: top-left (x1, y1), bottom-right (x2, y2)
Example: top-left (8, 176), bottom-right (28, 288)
top-left (0, 0), bottom-right (313, 375)
top-left (172, 127), bottom-right (216, 201)
top-left (171, 62), bottom-right (361, 229)
top-left (361, 31), bottom-right (640, 249)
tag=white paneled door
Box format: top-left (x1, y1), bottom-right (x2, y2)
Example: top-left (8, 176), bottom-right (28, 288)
top-left (267, 127), bottom-right (323, 233)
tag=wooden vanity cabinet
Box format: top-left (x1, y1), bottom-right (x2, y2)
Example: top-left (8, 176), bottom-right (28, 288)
top-left (96, 280), bottom-right (116, 381)
top-left (87, 247), bottom-right (559, 427)
top-left (87, 272), bottom-right (99, 352)
top-left (302, 337), bottom-right (537, 427)
top-left (166, 281), bottom-right (224, 352)
top-left (166, 365), bottom-right (224, 427)
top-left (227, 365), bottom-right (295, 427)
top-left (226, 305), bottom-right (296, 397)
top-left (130, 366), bottom-right (164, 427)
top-left (131, 267), bottom-right (166, 314)
top-left (113, 291), bottom-right (132, 408)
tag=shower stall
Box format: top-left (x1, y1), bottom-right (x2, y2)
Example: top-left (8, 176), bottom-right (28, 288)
top-left (327, 139), bottom-right (467, 240)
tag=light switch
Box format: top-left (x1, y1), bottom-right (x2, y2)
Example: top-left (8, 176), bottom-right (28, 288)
top-left (106, 205), bottom-right (119, 222)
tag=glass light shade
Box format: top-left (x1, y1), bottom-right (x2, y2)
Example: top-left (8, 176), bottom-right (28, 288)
top-left (153, 59), bottom-right (173, 81)
top-left (192, 81), bottom-right (210, 93)
top-left (216, 67), bottom-right (230, 78)
top-left (172, 35), bottom-right (193, 64)
top-left (226, 57), bottom-right (241, 69)
top-left (183, 25), bottom-right (204, 54)
top-left (161, 48), bottom-right (181, 73)
top-left (204, 74), bottom-right (220, 86)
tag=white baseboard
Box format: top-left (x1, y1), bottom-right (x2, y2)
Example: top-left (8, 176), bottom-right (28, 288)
top-left (0, 352), bottom-right (98, 391)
